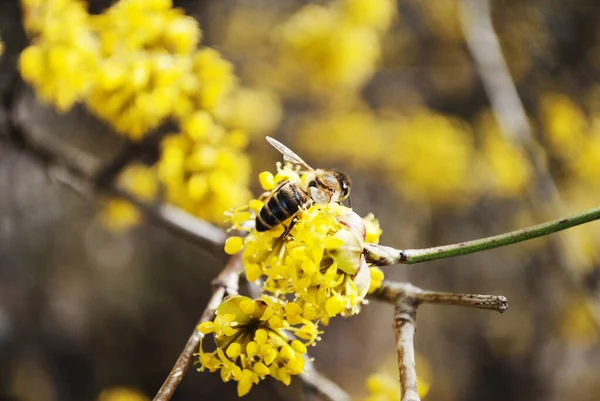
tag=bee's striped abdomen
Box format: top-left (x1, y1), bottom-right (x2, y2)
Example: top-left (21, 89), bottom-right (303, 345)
top-left (256, 182), bottom-right (308, 232)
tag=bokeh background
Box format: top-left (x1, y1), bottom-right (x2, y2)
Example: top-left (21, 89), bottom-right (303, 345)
top-left (1, 0), bottom-right (600, 400)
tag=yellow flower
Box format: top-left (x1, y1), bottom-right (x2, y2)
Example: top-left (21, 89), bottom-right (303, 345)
top-left (275, 0), bottom-right (396, 93)
top-left (157, 123), bottom-right (251, 225)
top-left (390, 110), bottom-right (475, 205)
top-left (100, 164), bottom-right (158, 232)
top-left (540, 93), bottom-right (588, 162)
top-left (198, 295), bottom-right (319, 396)
top-left (100, 198), bottom-right (141, 232)
top-left (227, 164), bottom-right (382, 324)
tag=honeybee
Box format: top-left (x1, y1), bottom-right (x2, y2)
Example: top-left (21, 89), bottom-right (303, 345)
top-left (255, 136), bottom-right (351, 232)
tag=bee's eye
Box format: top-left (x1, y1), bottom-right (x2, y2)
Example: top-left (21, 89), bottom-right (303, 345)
top-left (340, 181), bottom-right (348, 197)
top-left (323, 174), bottom-right (337, 187)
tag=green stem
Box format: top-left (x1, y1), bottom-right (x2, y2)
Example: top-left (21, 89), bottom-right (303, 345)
top-left (365, 206), bottom-right (600, 266)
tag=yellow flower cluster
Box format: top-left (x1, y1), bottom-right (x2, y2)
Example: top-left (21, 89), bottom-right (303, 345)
top-left (540, 92), bottom-right (600, 193)
top-left (20, 0), bottom-right (237, 140)
top-left (537, 91), bottom-right (600, 274)
top-left (296, 109), bottom-right (478, 205)
top-left (20, 0), bottom-right (98, 111)
top-left (276, 0), bottom-right (396, 93)
top-left (157, 117), bottom-right (251, 223)
top-left (20, 0), bottom-right (253, 226)
top-left (226, 164), bottom-right (382, 324)
top-left (198, 295), bottom-right (319, 397)
top-left (295, 107), bottom-right (535, 205)
top-left (200, 163), bottom-right (384, 394)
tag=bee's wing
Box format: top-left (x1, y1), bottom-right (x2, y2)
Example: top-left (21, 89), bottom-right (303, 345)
top-left (266, 136), bottom-right (314, 171)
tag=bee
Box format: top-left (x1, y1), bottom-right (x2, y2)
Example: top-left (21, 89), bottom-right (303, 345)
top-left (255, 136), bottom-right (351, 232)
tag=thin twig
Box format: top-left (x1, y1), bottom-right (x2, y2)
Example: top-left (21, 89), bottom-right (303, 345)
top-left (365, 206), bottom-right (600, 266)
top-left (375, 281), bottom-right (508, 401)
top-left (301, 357), bottom-right (352, 401)
top-left (372, 281), bottom-right (508, 313)
top-left (113, 188), bottom-right (228, 262)
top-left (394, 294), bottom-right (420, 401)
top-left (3, 97), bottom-right (229, 261)
top-left (153, 254), bottom-right (243, 401)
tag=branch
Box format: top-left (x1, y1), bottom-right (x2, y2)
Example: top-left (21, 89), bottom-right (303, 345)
top-left (365, 206), bottom-right (600, 266)
top-left (373, 281), bottom-right (507, 401)
top-left (394, 294), bottom-right (419, 401)
top-left (371, 281), bottom-right (508, 313)
top-left (2, 92), bottom-right (228, 261)
top-left (153, 254), bottom-right (243, 401)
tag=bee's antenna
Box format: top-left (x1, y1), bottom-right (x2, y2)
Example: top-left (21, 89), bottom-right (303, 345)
top-left (348, 196), bottom-right (353, 208)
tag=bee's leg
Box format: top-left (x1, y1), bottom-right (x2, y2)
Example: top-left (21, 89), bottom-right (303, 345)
top-left (258, 191), bottom-right (270, 202)
top-left (281, 216), bottom-right (299, 240)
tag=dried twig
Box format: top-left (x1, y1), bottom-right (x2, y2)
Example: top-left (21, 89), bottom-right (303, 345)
top-left (153, 254), bottom-right (243, 401)
top-left (372, 281), bottom-right (508, 401)
top-left (365, 206), bottom-right (600, 266)
top-left (394, 295), bottom-right (419, 401)
top-left (371, 281), bottom-right (508, 313)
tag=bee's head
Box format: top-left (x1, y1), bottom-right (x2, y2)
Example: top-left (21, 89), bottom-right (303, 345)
top-left (309, 169), bottom-right (352, 204)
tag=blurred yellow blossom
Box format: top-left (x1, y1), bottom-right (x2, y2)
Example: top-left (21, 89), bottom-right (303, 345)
top-left (100, 164), bottom-right (158, 232)
top-left (390, 111), bottom-right (475, 204)
top-left (214, 88), bottom-right (282, 136)
top-left (157, 121), bottom-right (251, 224)
top-left (540, 93), bottom-right (588, 162)
top-left (97, 387), bottom-right (148, 401)
top-left (559, 298), bottom-right (598, 345)
top-left (21, 0), bottom-right (255, 227)
top-left (475, 111), bottom-right (532, 197)
top-left (364, 354), bottom-right (431, 401)
top-left (275, 0), bottom-right (396, 94)
top-left (296, 108), bottom-right (476, 205)
top-left (20, 0), bottom-right (240, 140)
top-left (20, 0), bottom-right (99, 111)
top-left (100, 198), bottom-right (141, 233)
top-left (198, 295), bottom-right (320, 396)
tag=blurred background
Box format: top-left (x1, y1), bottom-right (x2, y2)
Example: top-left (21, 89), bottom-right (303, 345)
top-left (1, 0), bottom-right (600, 400)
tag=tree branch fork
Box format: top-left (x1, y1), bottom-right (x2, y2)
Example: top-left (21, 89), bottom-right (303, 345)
top-left (371, 281), bottom-right (508, 401)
